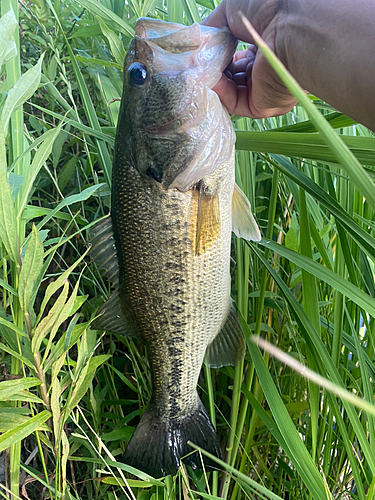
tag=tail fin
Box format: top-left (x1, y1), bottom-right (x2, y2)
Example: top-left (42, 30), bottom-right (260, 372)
top-left (123, 399), bottom-right (221, 478)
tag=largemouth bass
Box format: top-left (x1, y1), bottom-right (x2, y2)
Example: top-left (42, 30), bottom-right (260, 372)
top-left (91, 17), bottom-right (261, 478)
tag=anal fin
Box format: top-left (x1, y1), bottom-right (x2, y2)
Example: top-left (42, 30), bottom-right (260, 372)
top-left (204, 304), bottom-right (245, 368)
top-left (232, 183), bottom-right (261, 242)
top-left (92, 289), bottom-right (133, 336)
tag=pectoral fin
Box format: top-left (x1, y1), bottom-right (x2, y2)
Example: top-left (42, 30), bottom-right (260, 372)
top-left (204, 304), bottom-right (245, 368)
top-left (232, 183), bottom-right (261, 241)
top-left (92, 290), bottom-right (133, 336)
top-left (195, 184), bottom-right (220, 256)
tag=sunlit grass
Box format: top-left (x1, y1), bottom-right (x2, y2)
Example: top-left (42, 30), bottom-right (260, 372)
top-left (0, 1), bottom-right (374, 499)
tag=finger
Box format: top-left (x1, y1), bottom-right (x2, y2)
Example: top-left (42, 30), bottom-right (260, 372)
top-left (233, 49), bottom-right (248, 63)
top-left (201, 0), bottom-right (227, 28)
top-left (213, 76), bottom-right (295, 119)
top-left (250, 53), bottom-right (297, 111)
top-left (231, 47), bottom-right (256, 73)
top-left (232, 72), bottom-right (247, 86)
top-left (211, 74), bottom-right (240, 113)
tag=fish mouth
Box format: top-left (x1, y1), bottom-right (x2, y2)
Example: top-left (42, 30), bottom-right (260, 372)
top-left (133, 18), bottom-right (237, 135)
top-left (134, 17), bottom-right (237, 90)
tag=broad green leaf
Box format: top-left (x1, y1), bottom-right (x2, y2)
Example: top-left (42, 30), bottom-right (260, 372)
top-left (74, 55), bottom-right (122, 69)
top-left (167, 0), bottom-right (184, 23)
top-left (141, 0), bottom-right (161, 17)
top-left (41, 279), bottom-right (81, 364)
top-left (0, 317), bottom-right (26, 338)
top-left (1, 53), bottom-right (44, 133)
top-left (57, 154), bottom-right (77, 191)
top-left (101, 427), bottom-right (133, 442)
top-left (0, 377), bottom-right (41, 401)
top-left (9, 172), bottom-right (24, 201)
top-left (63, 354), bottom-right (111, 420)
top-left (17, 126), bottom-right (62, 218)
top-left (0, 414), bottom-right (29, 432)
top-left (271, 111), bottom-right (357, 133)
top-left (0, 277), bottom-right (17, 296)
top-left (35, 183), bottom-right (104, 230)
top-left (0, 7), bottom-right (18, 68)
top-left (36, 247), bottom-right (89, 321)
top-left (18, 225), bottom-right (44, 313)
top-left (69, 24), bottom-right (102, 39)
top-left (6, 391), bottom-right (43, 403)
top-left (0, 342), bottom-right (35, 371)
top-left (101, 477), bottom-right (155, 488)
top-left (196, 0), bottom-right (214, 9)
top-left (0, 128), bottom-right (18, 264)
top-left (69, 0), bottom-right (134, 37)
top-left (105, 460), bottom-right (165, 487)
top-left (22, 205), bottom-right (86, 225)
top-left (236, 131), bottom-right (375, 167)
top-left (0, 412), bottom-right (48, 433)
top-left (31, 281), bottom-right (69, 353)
top-left (44, 321), bottom-right (87, 372)
top-left (182, 0), bottom-right (201, 23)
top-left (0, 410), bottom-right (51, 453)
top-left (98, 17), bottom-right (126, 66)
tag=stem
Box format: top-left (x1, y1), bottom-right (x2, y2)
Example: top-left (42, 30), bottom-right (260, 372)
top-left (33, 353), bottom-right (51, 412)
top-left (203, 363), bottom-right (218, 497)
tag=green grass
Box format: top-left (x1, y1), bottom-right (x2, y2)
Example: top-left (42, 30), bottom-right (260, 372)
top-left (0, 1), bottom-right (375, 499)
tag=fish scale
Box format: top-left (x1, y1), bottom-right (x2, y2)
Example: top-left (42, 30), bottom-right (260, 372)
top-left (112, 163), bottom-right (232, 414)
top-left (91, 17), bottom-right (261, 478)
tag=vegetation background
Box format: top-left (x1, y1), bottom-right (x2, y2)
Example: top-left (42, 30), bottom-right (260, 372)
top-left (0, 0), bottom-right (375, 499)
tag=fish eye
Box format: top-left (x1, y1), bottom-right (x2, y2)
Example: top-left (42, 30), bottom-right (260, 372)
top-left (128, 62), bottom-right (148, 87)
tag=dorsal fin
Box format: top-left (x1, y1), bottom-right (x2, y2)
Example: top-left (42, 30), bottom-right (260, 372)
top-left (232, 183), bottom-right (261, 242)
top-left (90, 215), bottom-right (119, 285)
top-left (90, 216), bottom-right (133, 336)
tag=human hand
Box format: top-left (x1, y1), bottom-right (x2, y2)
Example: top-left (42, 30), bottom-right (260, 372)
top-left (202, 0), bottom-right (297, 118)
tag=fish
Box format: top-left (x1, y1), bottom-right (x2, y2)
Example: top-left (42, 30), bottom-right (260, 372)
top-left (90, 17), bottom-right (261, 478)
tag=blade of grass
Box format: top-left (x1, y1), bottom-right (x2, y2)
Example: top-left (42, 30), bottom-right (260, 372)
top-left (252, 336), bottom-right (375, 417)
top-left (298, 188), bottom-right (320, 462)
top-left (45, 0), bottom-right (113, 186)
top-left (269, 154), bottom-right (375, 264)
top-left (236, 131), bottom-right (375, 167)
top-left (250, 243), bottom-right (375, 479)
top-left (260, 239), bottom-right (375, 319)
top-left (70, 0), bottom-right (134, 37)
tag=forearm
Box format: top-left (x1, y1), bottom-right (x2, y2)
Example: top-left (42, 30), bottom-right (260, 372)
top-left (276, 0), bottom-right (375, 131)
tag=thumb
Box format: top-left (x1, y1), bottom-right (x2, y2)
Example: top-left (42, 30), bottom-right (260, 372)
top-left (201, 0), bottom-right (228, 28)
